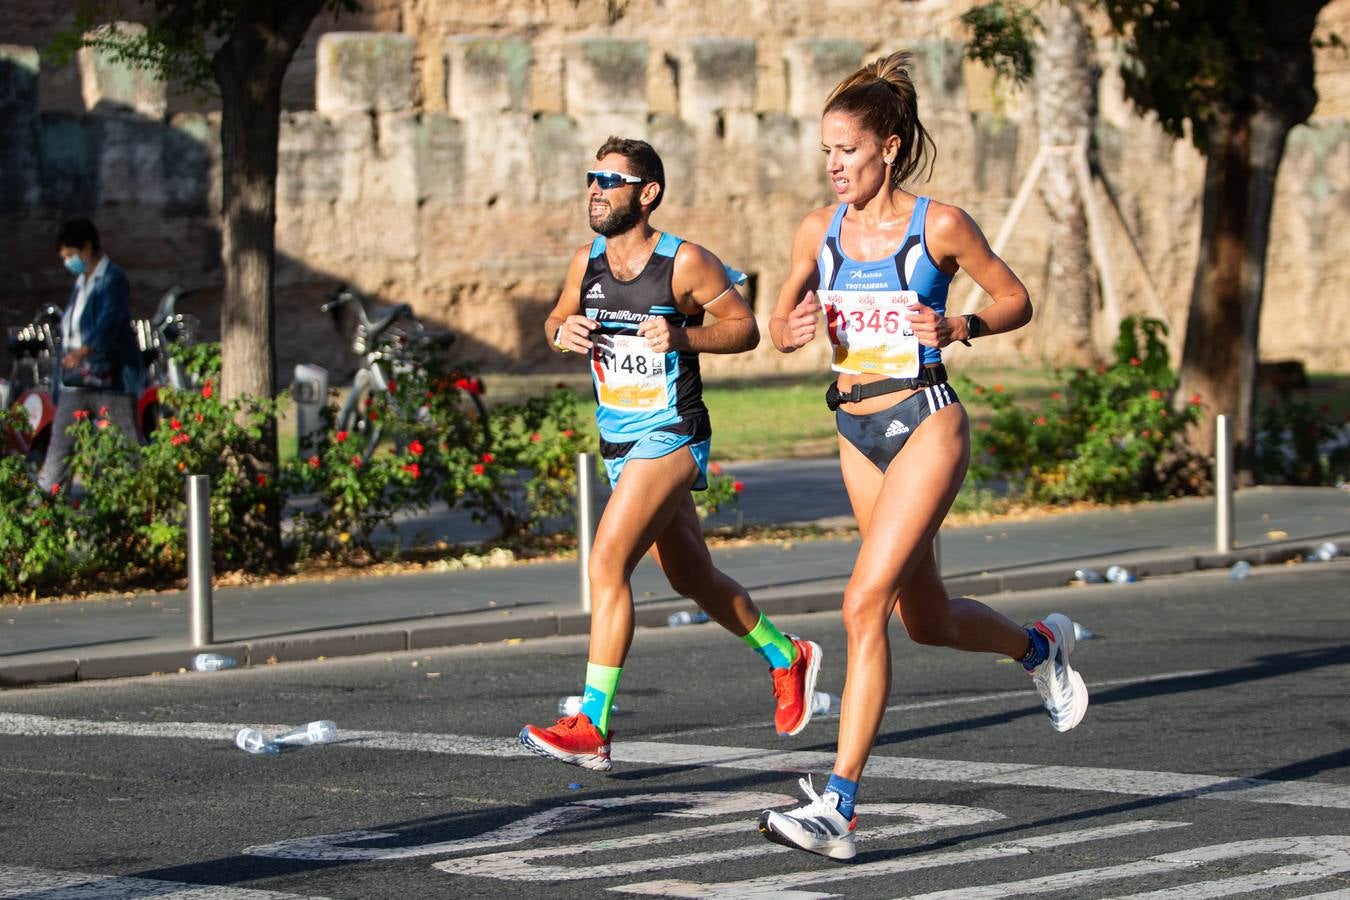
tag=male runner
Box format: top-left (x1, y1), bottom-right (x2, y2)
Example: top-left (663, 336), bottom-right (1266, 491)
top-left (519, 137), bottom-right (822, 771)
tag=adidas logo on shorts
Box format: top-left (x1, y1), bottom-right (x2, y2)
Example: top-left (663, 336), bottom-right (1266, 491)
top-left (885, 420), bottom-right (910, 438)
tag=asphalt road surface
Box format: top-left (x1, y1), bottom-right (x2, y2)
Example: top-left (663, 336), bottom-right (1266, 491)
top-left (2, 562), bottom-right (1348, 899)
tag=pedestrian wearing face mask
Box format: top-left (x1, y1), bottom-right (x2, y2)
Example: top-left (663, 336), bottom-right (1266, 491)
top-left (37, 218), bottom-right (146, 493)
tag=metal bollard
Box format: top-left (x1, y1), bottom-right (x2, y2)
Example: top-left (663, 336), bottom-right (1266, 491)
top-left (1215, 414), bottom-right (1234, 552)
top-left (576, 452), bottom-right (596, 612)
top-left (186, 474), bottom-right (213, 647)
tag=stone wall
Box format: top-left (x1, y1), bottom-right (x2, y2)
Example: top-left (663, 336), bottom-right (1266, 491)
top-left (3, 2), bottom-right (1350, 383)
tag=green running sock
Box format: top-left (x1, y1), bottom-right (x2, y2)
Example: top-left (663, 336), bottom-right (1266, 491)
top-left (740, 613), bottom-right (798, 670)
top-left (578, 662), bottom-right (622, 737)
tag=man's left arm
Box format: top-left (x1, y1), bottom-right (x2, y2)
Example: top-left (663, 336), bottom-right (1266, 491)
top-left (638, 244), bottom-right (759, 354)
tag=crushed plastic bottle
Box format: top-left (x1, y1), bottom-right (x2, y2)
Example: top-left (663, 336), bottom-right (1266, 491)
top-left (810, 691), bottom-right (842, 718)
top-left (558, 695), bottom-right (620, 717)
top-left (1074, 568), bottom-right (1105, 584)
top-left (1105, 565), bottom-right (1136, 584)
top-left (235, 728), bottom-right (279, 756)
top-left (1313, 542), bottom-right (1339, 562)
top-left (235, 721), bottom-right (336, 755)
top-left (1073, 622), bottom-right (1095, 641)
top-left (273, 720), bottom-right (338, 748)
top-left (192, 653), bottom-right (236, 672)
top-left (1229, 560), bottom-right (1251, 581)
top-left (667, 610), bottom-right (710, 627)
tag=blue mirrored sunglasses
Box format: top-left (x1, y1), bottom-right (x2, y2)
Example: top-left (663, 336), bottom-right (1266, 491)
top-left (586, 170), bottom-right (644, 190)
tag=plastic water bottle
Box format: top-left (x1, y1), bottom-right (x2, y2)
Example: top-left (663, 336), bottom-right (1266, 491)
top-left (1229, 560), bottom-right (1251, 581)
top-left (1074, 568), bottom-right (1105, 584)
top-left (810, 692), bottom-right (842, 718)
top-left (667, 610), bottom-right (710, 627)
top-left (1073, 622), bottom-right (1095, 640)
top-left (1313, 541), bottom-right (1339, 562)
top-left (1105, 565), bottom-right (1136, 584)
top-left (193, 653), bottom-right (236, 672)
top-left (273, 720), bottom-right (338, 748)
top-left (558, 695), bottom-right (621, 717)
top-left (235, 728), bottom-right (279, 755)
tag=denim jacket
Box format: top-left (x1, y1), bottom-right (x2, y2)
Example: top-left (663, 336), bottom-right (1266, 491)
top-left (62, 258), bottom-right (145, 394)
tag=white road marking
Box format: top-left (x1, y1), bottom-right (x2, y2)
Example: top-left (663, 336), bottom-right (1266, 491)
top-left (0, 864), bottom-right (326, 899)
top-left (2, 712), bottom-right (1348, 813)
top-left (431, 803), bottom-right (1002, 881)
top-left (614, 820), bottom-right (1185, 899)
top-left (893, 835), bottom-right (1350, 899)
top-left (646, 668), bottom-right (1225, 741)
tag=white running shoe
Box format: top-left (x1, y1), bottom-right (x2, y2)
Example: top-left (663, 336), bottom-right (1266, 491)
top-left (1027, 612), bottom-right (1089, 732)
top-left (758, 777), bottom-right (857, 861)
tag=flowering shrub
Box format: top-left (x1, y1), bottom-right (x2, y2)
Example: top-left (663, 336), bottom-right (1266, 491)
top-left (484, 387), bottom-right (593, 534)
top-left (698, 460), bottom-right (745, 518)
top-left (963, 316), bottom-right (1205, 503)
top-left (1253, 394), bottom-right (1350, 486)
top-left (0, 411), bottom-right (79, 594)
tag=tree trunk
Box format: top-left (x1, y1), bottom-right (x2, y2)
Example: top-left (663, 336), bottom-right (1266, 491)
top-left (1176, 107), bottom-right (1292, 472)
top-left (212, 0), bottom-right (327, 561)
top-left (1033, 0), bottom-right (1097, 368)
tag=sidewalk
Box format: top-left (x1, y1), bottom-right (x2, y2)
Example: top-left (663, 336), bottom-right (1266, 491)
top-left (2, 483), bottom-right (1346, 688)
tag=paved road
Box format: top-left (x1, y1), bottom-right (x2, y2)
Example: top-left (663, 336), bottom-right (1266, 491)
top-left (1, 563), bottom-right (1347, 898)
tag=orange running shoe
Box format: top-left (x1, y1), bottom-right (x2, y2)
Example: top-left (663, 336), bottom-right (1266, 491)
top-left (519, 713), bottom-right (612, 771)
top-left (772, 637), bottom-right (822, 736)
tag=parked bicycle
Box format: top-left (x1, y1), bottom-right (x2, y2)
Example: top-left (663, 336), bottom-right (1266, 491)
top-left (320, 285), bottom-right (488, 463)
top-left (133, 286), bottom-right (203, 436)
top-left (1, 305), bottom-right (62, 463)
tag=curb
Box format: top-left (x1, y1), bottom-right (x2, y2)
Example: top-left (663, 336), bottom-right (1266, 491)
top-left (0, 541), bottom-right (1340, 690)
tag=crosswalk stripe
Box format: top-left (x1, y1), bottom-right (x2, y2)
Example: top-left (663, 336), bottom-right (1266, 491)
top-left (0, 863), bottom-right (325, 899)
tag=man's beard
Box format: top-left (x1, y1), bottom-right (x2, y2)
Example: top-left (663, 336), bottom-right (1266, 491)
top-left (589, 193), bottom-right (643, 237)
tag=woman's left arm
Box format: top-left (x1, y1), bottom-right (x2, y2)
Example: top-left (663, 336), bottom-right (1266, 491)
top-left (914, 203), bottom-right (1032, 347)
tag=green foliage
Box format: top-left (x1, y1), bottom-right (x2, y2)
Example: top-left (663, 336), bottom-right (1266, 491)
top-left (1253, 393), bottom-right (1350, 486)
top-left (960, 0), bottom-right (1041, 85)
top-left (0, 411), bottom-right (79, 595)
top-left (962, 316), bottom-right (1206, 503)
top-left (699, 462), bottom-right (745, 518)
top-left (48, 0), bottom-right (360, 91)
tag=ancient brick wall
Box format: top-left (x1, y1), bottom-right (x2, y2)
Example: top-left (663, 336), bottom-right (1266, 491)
top-left (3, 1), bottom-right (1348, 383)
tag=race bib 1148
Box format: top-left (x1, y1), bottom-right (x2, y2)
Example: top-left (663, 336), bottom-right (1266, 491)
top-left (592, 334), bottom-right (670, 411)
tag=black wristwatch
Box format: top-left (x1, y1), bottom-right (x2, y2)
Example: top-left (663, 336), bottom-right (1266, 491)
top-left (960, 314), bottom-right (985, 347)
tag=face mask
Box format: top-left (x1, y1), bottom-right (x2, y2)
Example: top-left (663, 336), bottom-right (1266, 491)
top-left (63, 256), bottom-right (87, 276)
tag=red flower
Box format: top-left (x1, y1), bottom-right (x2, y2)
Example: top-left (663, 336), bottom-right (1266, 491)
top-left (170, 432), bottom-right (190, 446)
top-left (974, 385), bottom-right (985, 395)
top-left (1035, 416), bottom-right (1047, 426)
top-left (408, 439), bottom-right (424, 457)
top-left (562, 428), bottom-right (575, 438)
top-left (472, 463), bottom-right (485, 476)
top-left (530, 432), bottom-right (542, 443)
top-left (50, 484), bottom-right (60, 496)
top-left (1050, 391), bottom-right (1062, 401)
top-left (993, 384), bottom-right (1005, 394)
top-left (71, 499), bottom-right (80, 510)
top-left (307, 454), bottom-right (321, 468)
top-left (402, 462), bottom-right (421, 479)
top-left (732, 480), bottom-right (745, 493)
top-left (194, 413), bottom-right (204, 424)
top-left (201, 380), bottom-right (214, 399)
top-left (481, 452), bottom-right (494, 464)
top-left (73, 409), bottom-right (88, 420)
top-left (710, 461), bottom-right (723, 475)
top-left (335, 430), bottom-right (349, 444)
top-left (368, 408), bottom-right (380, 421)
top-left (96, 419), bottom-right (110, 430)
top-left (350, 454), bottom-right (362, 468)
top-left (98, 406), bottom-right (109, 418)
top-left (386, 379), bottom-right (397, 394)
top-left (454, 377), bottom-right (472, 392)
top-left (170, 418), bottom-right (182, 431)
top-left (1149, 389), bottom-right (1162, 400)
top-left (1130, 357), bottom-right (1141, 367)
top-left (1142, 429), bottom-right (1152, 439)
top-left (256, 474), bottom-right (267, 487)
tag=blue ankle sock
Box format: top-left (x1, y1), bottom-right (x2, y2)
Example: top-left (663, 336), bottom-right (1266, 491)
top-left (1020, 625), bottom-right (1049, 671)
top-left (825, 773), bottom-right (858, 819)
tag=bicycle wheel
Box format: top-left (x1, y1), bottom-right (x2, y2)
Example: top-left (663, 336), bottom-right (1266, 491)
top-left (337, 377), bottom-right (383, 464)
